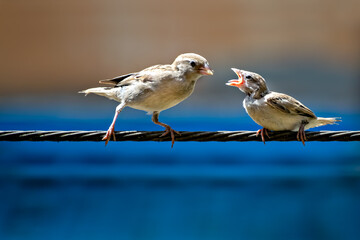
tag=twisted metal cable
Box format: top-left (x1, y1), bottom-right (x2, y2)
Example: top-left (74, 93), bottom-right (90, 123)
top-left (0, 130), bottom-right (359, 142)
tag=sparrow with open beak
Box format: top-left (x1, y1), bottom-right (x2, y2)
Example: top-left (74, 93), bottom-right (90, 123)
top-left (226, 68), bottom-right (340, 145)
top-left (80, 53), bottom-right (213, 147)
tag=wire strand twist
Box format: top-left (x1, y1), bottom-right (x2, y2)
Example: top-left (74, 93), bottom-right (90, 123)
top-left (0, 130), bottom-right (359, 142)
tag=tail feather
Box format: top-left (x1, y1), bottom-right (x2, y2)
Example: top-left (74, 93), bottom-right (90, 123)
top-left (79, 87), bottom-right (116, 99)
top-left (314, 117), bottom-right (341, 128)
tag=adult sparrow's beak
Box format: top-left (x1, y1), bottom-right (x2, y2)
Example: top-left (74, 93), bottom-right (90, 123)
top-left (199, 63), bottom-right (214, 75)
top-left (226, 68), bottom-right (244, 87)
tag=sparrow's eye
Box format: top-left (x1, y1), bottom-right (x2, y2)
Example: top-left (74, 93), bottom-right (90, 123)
top-left (190, 61), bottom-right (196, 68)
top-left (246, 75), bottom-right (252, 79)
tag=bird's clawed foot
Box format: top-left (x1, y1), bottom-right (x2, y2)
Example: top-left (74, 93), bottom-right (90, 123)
top-left (160, 127), bottom-right (181, 148)
top-left (297, 123), bottom-right (307, 146)
top-left (256, 128), bottom-right (270, 144)
top-left (102, 126), bottom-right (116, 146)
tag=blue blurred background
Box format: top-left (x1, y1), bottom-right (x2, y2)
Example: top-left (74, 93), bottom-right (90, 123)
top-left (0, 1), bottom-right (360, 239)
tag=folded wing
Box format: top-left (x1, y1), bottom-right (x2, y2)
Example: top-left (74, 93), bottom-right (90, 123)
top-left (266, 93), bottom-right (316, 118)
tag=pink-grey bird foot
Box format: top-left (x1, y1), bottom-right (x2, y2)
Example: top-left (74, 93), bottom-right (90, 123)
top-left (102, 125), bottom-right (116, 146)
top-left (160, 127), bottom-right (181, 148)
top-left (256, 128), bottom-right (270, 144)
top-left (296, 122), bottom-right (307, 146)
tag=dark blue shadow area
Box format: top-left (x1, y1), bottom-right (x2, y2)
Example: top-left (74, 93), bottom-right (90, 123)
top-left (0, 104), bottom-right (359, 240)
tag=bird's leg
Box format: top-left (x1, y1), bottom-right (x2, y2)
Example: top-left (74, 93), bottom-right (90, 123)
top-left (103, 103), bottom-right (126, 146)
top-left (256, 128), bottom-right (270, 144)
top-left (152, 111), bottom-right (180, 148)
top-left (297, 121), bottom-right (308, 146)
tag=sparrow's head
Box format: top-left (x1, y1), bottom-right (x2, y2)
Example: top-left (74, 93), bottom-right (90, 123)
top-left (226, 68), bottom-right (269, 99)
top-left (173, 53), bottom-right (213, 79)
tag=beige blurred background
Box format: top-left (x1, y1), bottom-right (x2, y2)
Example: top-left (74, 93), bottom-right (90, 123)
top-left (0, 0), bottom-right (359, 111)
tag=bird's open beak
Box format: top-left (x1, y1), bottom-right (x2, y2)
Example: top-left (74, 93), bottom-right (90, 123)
top-left (199, 63), bottom-right (214, 75)
top-left (226, 68), bottom-right (244, 87)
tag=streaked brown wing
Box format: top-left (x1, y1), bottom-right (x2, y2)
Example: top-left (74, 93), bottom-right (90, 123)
top-left (98, 64), bottom-right (173, 87)
top-left (99, 73), bottom-right (137, 85)
top-left (115, 64), bottom-right (173, 87)
top-left (266, 93), bottom-right (316, 118)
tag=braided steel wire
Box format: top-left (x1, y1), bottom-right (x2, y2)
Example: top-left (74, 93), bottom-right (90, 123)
top-left (0, 130), bottom-right (359, 142)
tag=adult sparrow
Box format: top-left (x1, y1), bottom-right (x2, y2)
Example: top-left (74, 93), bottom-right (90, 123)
top-left (80, 53), bottom-right (213, 147)
top-left (226, 68), bottom-right (340, 145)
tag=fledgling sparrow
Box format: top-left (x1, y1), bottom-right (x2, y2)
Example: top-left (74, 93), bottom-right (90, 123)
top-left (226, 68), bottom-right (340, 145)
top-left (80, 53), bottom-right (213, 147)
